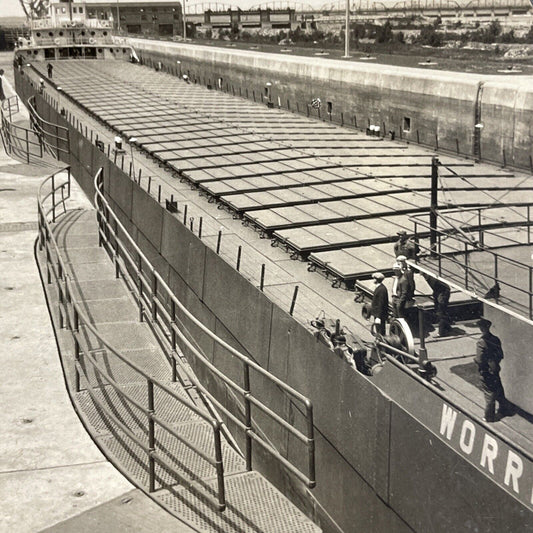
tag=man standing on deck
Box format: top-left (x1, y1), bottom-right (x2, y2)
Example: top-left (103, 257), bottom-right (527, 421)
top-left (394, 230), bottom-right (419, 260)
top-left (474, 317), bottom-right (513, 422)
top-left (422, 272), bottom-right (451, 336)
top-left (47, 63), bottom-right (53, 79)
top-left (0, 70), bottom-right (5, 101)
top-left (391, 263), bottom-right (409, 318)
top-left (371, 272), bottom-right (388, 335)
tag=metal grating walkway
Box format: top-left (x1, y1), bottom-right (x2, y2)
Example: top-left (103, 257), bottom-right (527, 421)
top-left (39, 207), bottom-right (321, 533)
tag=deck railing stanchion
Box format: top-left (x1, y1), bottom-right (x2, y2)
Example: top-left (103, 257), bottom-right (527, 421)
top-left (243, 364), bottom-right (252, 471)
top-left (214, 426), bottom-right (226, 510)
top-left (147, 379), bottom-right (156, 492)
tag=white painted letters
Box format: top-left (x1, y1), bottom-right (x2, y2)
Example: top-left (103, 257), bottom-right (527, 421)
top-left (504, 451), bottom-right (523, 494)
top-left (480, 434), bottom-right (498, 474)
top-left (440, 404), bottom-right (458, 440)
top-left (459, 420), bottom-right (476, 455)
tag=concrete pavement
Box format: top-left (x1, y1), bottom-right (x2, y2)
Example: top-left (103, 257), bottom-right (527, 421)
top-left (0, 144), bottom-right (194, 532)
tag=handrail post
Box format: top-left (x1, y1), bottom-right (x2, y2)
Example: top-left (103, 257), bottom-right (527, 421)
top-left (151, 273), bottom-right (157, 322)
top-left (306, 403), bottom-right (316, 488)
top-left (464, 242), bottom-right (468, 290)
top-left (51, 173), bottom-right (56, 223)
top-left (478, 208), bottom-right (483, 245)
top-left (438, 233), bottom-right (442, 276)
top-left (214, 426), bottom-right (226, 510)
top-left (114, 219), bottom-right (120, 278)
top-left (55, 124), bottom-right (59, 160)
top-left (137, 252), bottom-right (144, 322)
top-left (243, 364), bottom-right (252, 471)
top-left (147, 379), bottom-right (156, 492)
top-left (170, 299), bottom-right (177, 382)
top-left (25, 128), bottom-right (29, 164)
top-left (527, 204), bottom-right (531, 244)
top-left (494, 254), bottom-right (498, 290)
top-left (528, 265), bottom-right (533, 320)
top-left (73, 308), bottom-right (80, 392)
top-left (417, 307), bottom-right (428, 368)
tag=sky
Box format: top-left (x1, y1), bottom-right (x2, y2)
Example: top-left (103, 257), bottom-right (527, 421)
top-left (1, 0), bottom-right (25, 17)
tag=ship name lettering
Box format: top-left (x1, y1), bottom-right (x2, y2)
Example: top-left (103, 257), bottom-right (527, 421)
top-left (439, 403), bottom-right (528, 500)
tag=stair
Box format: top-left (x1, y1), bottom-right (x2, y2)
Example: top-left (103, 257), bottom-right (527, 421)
top-left (38, 208), bottom-right (321, 533)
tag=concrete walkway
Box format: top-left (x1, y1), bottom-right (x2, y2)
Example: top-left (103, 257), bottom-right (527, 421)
top-left (0, 145), bottom-right (194, 532)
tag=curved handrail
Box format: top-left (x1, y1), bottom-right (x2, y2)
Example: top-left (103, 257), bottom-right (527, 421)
top-left (0, 95), bottom-right (44, 164)
top-left (93, 167), bottom-right (316, 488)
top-left (27, 95), bottom-right (70, 160)
top-left (37, 169), bottom-right (226, 510)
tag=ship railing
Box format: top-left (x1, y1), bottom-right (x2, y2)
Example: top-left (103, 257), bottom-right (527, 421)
top-left (30, 36), bottom-right (116, 47)
top-left (30, 19), bottom-right (113, 30)
top-left (0, 95), bottom-right (44, 163)
top-left (93, 168), bottom-right (317, 489)
top-left (27, 95), bottom-right (70, 161)
top-left (37, 167), bottom-right (227, 511)
top-left (411, 205), bottom-right (533, 319)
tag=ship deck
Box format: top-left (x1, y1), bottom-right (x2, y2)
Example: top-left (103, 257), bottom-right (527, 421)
top-left (25, 59), bottom-right (533, 455)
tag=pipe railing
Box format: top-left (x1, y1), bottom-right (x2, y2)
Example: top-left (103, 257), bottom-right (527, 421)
top-left (37, 168), bottom-right (227, 511)
top-left (27, 95), bottom-right (70, 160)
top-left (0, 96), bottom-right (44, 164)
top-left (93, 168), bottom-right (316, 489)
top-left (411, 205), bottom-right (533, 318)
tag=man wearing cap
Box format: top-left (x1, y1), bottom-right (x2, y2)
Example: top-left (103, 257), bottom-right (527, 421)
top-left (394, 230), bottom-right (419, 260)
top-left (391, 263), bottom-right (409, 318)
top-left (474, 318), bottom-right (513, 422)
top-left (396, 255), bottom-right (416, 302)
top-left (371, 272), bottom-right (388, 335)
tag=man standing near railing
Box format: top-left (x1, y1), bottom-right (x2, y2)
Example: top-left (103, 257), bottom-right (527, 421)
top-left (47, 63), bottom-right (53, 79)
top-left (474, 317), bottom-right (513, 422)
top-left (0, 70), bottom-right (5, 102)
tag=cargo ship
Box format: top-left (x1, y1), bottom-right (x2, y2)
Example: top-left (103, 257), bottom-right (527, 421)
top-left (5, 1), bottom-right (533, 531)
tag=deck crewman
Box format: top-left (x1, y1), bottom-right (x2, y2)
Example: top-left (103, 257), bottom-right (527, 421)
top-left (371, 272), bottom-right (388, 335)
top-left (422, 272), bottom-right (451, 336)
top-left (391, 263), bottom-right (409, 318)
top-left (474, 317), bottom-right (513, 422)
top-left (394, 230), bottom-right (419, 260)
top-left (0, 69), bottom-right (5, 101)
top-left (47, 62), bottom-right (53, 79)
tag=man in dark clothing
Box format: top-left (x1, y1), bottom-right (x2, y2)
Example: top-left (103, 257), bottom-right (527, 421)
top-left (0, 69), bottom-right (5, 101)
top-left (422, 273), bottom-right (451, 336)
top-left (474, 317), bottom-right (513, 422)
top-left (371, 272), bottom-right (388, 335)
top-left (394, 230), bottom-right (419, 260)
top-left (391, 263), bottom-right (410, 318)
top-left (47, 62), bottom-right (53, 78)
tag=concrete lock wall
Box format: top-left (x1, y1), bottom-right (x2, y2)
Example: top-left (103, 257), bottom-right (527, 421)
top-left (131, 39), bottom-right (533, 169)
top-left (16, 72), bottom-right (533, 532)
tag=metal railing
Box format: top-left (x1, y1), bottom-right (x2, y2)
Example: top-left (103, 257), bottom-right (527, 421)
top-left (94, 168), bottom-right (317, 489)
top-left (411, 205), bottom-right (533, 318)
top-left (37, 168), bottom-right (227, 511)
top-left (27, 95), bottom-right (70, 160)
top-left (0, 95), bottom-right (44, 163)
